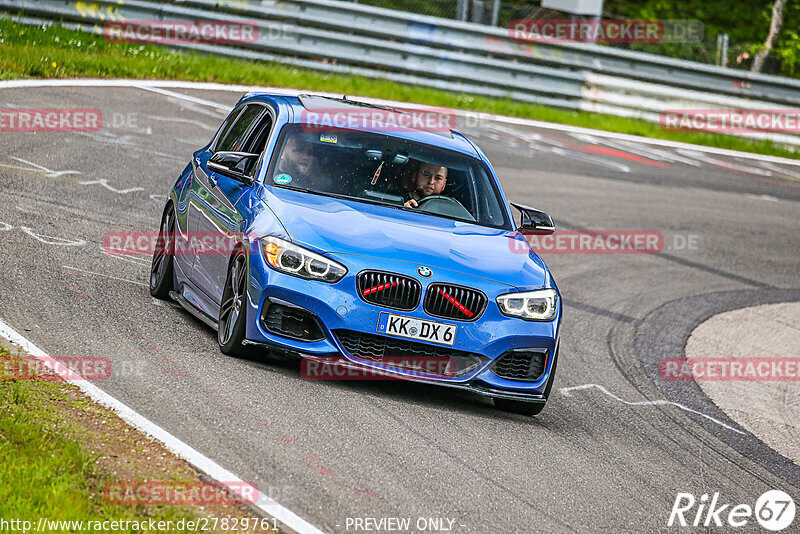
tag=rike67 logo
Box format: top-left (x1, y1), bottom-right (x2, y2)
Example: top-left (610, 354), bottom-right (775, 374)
top-left (668, 490), bottom-right (796, 531)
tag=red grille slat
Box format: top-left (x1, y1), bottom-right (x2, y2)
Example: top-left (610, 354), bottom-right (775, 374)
top-left (362, 280), bottom-right (397, 296)
top-left (437, 287), bottom-right (473, 318)
top-left (357, 271), bottom-right (421, 311)
top-left (424, 284), bottom-right (487, 322)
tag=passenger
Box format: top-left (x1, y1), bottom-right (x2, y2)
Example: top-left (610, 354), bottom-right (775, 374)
top-left (403, 162), bottom-right (448, 209)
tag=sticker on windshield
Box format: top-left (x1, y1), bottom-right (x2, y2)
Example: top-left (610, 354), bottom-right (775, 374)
top-left (274, 174), bottom-right (292, 185)
top-left (320, 134), bottom-right (338, 144)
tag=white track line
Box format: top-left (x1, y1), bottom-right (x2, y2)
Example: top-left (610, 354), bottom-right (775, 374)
top-left (2, 78), bottom-right (799, 167)
top-left (62, 265), bottom-right (149, 287)
top-left (560, 383), bottom-right (746, 435)
top-left (134, 85), bottom-right (231, 111)
top-left (100, 245), bottom-right (152, 266)
top-left (0, 318), bottom-right (323, 534)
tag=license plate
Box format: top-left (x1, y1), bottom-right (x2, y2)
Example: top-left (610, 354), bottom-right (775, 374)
top-left (377, 313), bottom-right (456, 346)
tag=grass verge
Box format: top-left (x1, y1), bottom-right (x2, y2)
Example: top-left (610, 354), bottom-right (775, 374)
top-left (0, 17), bottom-right (798, 160)
top-left (0, 343), bottom-right (278, 533)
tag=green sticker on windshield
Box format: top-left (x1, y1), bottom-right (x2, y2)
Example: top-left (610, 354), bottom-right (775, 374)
top-left (274, 174), bottom-right (292, 185)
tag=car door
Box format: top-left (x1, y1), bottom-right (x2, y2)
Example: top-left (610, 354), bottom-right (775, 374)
top-left (178, 105), bottom-right (244, 281)
top-left (190, 103), bottom-right (274, 304)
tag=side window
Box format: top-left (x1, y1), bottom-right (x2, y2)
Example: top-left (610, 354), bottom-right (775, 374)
top-left (472, 167), bottom-right (505, 226)
top-left (216, 105), bottom-right (264, 153)
top-left (240, 112), bottom-right (274, 154)
top-left (213, 106), bottom-right (244, 151)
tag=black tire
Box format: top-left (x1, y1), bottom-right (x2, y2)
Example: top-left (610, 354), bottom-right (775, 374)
top-left (493, 347), bottom-right (559, 416)
top-left (149, 204), bottom-right (175, 299)
top-left (218, 251), bottom-right (249, 356)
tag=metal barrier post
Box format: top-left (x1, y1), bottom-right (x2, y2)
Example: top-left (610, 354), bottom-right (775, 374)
top-left (490, 0), bottom-right (500, 26)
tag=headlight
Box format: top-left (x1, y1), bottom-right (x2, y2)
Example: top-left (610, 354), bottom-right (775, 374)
top-left (496, 288), bottom-right (559, 321)
top-left (260, 236), bottom-right (347, 283)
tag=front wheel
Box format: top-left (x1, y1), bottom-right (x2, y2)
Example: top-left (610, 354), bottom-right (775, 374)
top-left (218, 251), bottom-right (249, 356)
top-left (150, 205), bottom-right (175, 299)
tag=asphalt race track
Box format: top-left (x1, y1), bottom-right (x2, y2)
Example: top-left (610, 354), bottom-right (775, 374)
top-left (1, 83), bottom-right (799, 532)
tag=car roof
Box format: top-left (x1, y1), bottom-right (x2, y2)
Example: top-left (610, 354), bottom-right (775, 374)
top-left (243, 92), bottom-right (480, 158)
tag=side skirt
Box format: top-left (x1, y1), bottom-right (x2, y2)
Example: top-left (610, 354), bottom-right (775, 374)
top-left (169, 290), bottom-right (219, 331)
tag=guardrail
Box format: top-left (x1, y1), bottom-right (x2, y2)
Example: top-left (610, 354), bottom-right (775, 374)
top-left (265, 0), bottom-right (800, 105)
top-left (3, 0), bottom-right (800, 146)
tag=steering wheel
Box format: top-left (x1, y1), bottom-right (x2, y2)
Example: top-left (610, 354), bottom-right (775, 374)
top-left (415, 195), bottom-right (475, 221)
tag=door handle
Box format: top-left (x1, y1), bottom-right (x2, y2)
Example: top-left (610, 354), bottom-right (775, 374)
top-left (209, 174), bottom-right (219, 188)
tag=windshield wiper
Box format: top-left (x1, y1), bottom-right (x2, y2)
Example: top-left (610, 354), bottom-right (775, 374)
top-left (272, 184), bottom-right (352, 202)
top-left (272, 183), bottom-right (406, 208)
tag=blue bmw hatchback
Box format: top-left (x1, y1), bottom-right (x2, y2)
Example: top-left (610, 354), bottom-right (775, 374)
top-left (150, 93), bottom-right (562, 415)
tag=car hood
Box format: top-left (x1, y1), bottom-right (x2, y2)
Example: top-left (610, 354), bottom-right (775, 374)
top-left (257, 187), bottom-right (549, 289)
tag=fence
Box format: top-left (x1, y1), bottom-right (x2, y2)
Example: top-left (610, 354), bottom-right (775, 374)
top-left (3, 0), bottom-right (800, 146)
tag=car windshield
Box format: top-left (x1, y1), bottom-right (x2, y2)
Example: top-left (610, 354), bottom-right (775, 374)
top-left (266, 125), bottom-right (509, 228)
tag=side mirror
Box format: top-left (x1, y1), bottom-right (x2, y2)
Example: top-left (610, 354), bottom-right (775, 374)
top-left (207, 151), bottom-right (259, 186)
top-left (511, 203), bottom-right (556, 235)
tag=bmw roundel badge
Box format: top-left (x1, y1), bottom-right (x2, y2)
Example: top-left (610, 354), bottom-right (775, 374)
top-left (418, 266), bottom-right (432, 278)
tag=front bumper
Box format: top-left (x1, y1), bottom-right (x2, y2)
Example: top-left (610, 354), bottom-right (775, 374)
top-left (244, 248), bottom-right (561, 400)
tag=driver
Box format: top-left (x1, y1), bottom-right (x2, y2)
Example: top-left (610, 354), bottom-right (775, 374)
top-left (274, 135), bottom-right (333, 191)
top-left (276, 135), bottom-right (316, 178)
top-left (403, 162), bottom-right (448, 209)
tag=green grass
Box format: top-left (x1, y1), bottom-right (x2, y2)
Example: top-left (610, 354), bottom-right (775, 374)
top-left (1, 17), bottom-right (798, 159)
top-left (0, 346), bottom-right (213, 532)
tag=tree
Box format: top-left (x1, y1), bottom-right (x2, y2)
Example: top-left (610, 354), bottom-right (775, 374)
top-left (752, 0), bottom-right (787, 72)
